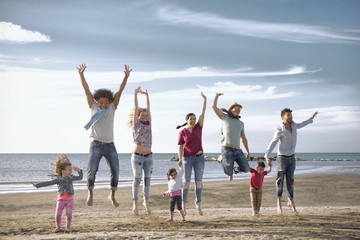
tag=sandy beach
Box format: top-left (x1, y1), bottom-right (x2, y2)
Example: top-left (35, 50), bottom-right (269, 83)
top-left (0, 173), bottom-right (359, 240)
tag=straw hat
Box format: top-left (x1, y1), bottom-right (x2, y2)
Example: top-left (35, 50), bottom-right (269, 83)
top-left (228, 102), bottom-right (243, 111)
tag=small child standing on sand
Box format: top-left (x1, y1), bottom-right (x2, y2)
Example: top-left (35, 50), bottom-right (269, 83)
top-left (31, 155), bottom-right (83, 233)
top-left (162, 167), bottom-right (186, 221)
top-left (249, 161), bottom-right (271, 216)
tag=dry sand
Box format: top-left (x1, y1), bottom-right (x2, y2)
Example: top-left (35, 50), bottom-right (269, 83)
top-left (0, 173), bottom-right (359, 240)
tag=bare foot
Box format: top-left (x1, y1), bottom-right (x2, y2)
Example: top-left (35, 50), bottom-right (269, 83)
top-left (86, 190), bottom-right (93, 206)
top-left (288, 199), bottom-right (298, 214)
top-left (182, 202), bottom-right (187, 216)
top-left (143, 201), bottom-right (151, 214)
top-left (108, 195), bottom-right (119, 207)
top-left (132, 201), bottom-right (139, 216)
top-left (52, 228), bottom-right (62, 233)
top-left (277, 198), bottom-right (283, 215)
top-left (195, 202), bottom-right (203, 216)
top-left (65, 229), bottom-right (71, 233)
top-left (166, 219), bottom-right (173, 222)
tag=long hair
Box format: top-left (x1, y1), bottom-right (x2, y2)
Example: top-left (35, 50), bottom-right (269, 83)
top-left (176, 113), bottom-right (195, 129)
top-left (52, 155), bottom-right (71, 177)
top-left (128, 107), bottom-right (148, 128)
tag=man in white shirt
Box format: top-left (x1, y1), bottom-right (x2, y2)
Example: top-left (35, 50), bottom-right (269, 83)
top-left (264, 108), bottom-right (318, 215)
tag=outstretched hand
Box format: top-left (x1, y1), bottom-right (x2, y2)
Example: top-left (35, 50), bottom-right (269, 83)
top-left (30, 182), bottom-right (37, 188)
top-left (215, 92), bottom-right (223, 97)
top-left (200, 92), bottom-right (207, 100)
top-left (311, 112), bottom-right (318, 119)
top-left (77, 64), bottom-right (87, 74)
top-left (124, 64), bottom-right (132, 78)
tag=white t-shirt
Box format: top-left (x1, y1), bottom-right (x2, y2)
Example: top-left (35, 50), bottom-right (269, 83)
top-left (89, 102), bottom-right (116, 143)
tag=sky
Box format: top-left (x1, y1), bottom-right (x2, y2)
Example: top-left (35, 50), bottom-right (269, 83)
top-left (0, 0), bottom-right (359, 154)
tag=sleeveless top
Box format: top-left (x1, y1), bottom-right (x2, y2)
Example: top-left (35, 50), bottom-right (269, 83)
top-left (133, 120), bottom-right (152, 148)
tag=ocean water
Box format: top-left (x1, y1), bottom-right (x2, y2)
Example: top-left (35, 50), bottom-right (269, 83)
top-left (0, 153), bottom-right (359, 194)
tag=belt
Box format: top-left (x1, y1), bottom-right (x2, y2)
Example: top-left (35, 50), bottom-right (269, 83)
top-left (134, 152), bottom-right (152, 157)
top-left (93, 140), bottom-right (113, 145)
top-left (278, 154), bottom-right (294, 158)
top-left (194, 152), bottom-right (203, 157)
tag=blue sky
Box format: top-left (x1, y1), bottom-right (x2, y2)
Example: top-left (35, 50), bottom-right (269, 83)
top-left (0, 0), bottom-right (359, 153)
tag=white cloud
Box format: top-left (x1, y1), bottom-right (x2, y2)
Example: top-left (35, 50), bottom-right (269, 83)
top-left (0, 22), bottom-right (51, 43)
top-left (157, 6), bottom-right (360, 44)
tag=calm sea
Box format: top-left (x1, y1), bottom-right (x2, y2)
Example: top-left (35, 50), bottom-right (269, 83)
top-left (0, 153), bottom-right (359, 194)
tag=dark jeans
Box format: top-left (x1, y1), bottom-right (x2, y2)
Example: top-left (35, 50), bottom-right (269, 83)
top-left (276, 155), bottom-right (296, 199)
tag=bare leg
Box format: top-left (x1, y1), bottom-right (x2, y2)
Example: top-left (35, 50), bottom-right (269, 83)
top-left (229, 175), bottom-right (233, 181)
top-left (132, 200), bottom-right (139, 215)
top-left (86, 190), bottom-right (93, 206)
top-left (166, 211), bottom-right (174, 222)
top-left (143, 200), bottom-right (151, 214)
top-left (179, 209), bottom-right (186, 221)
top-left (288, 199), bottom-right (298, 214)
top-left (195, 202), bottom-right (203, 216)
top-left (108, 190), bottom-right (119, 207)
top-left (277, 197), bottom-right (282, 215)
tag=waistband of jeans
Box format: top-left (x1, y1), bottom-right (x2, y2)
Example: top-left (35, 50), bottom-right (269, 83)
top-left (223, 146), bottom-right (240, 150)
top-left (278, 154), bottom-right (295, 158)
top-left (193, 152), bottom-right (203, 157)
top-left (134, 152), bottom-right (152, 157)
top-left (93, 140), bottom-right (113, 145)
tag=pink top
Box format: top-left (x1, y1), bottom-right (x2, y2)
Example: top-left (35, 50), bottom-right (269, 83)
top-left (177, 122), bottom-right (203, 157)
top-left (170, 190), bottom-right (182, 197)
top-left (250, 168), bottom-right (268, 189)
top-left (57, 191), bottom-right (74, 201)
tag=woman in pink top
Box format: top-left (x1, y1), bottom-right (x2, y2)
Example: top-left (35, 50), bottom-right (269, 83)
top-left (177, 92), bottom-right (207, 216)
top-left (249, 161), bottom-right (271, 216)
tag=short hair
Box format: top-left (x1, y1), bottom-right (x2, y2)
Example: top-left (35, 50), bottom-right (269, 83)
top-left (93, 88), bottom-right (114, 102)
top-left (281, 108), bottom-right (292, 117)
top-left (256, 161), bottom-right (265, 168)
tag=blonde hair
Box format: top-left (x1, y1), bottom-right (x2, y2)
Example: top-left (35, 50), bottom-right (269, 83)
top-left (52, 155), bottom-right (71, 176)
top-left (128, 107), bottom-right (148, 128)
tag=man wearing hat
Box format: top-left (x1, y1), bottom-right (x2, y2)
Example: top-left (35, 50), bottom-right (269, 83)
top-left (212, 93), bottom-right (251, 181)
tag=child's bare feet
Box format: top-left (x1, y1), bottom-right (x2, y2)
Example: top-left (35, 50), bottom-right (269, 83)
top-left (166, 219), bottom-right (173, 222)
top-left (52, 228), bottom-right (62, 233)
top-left (86, 190), bottom-right (93, 206)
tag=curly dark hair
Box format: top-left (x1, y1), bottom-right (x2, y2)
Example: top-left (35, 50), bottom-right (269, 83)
top-left (281, 108), bottom-right (292, 117)
top-left (93, 88), bottom-right (114, 102)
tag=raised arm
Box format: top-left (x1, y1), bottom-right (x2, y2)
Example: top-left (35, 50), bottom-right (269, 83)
top-left (198, 92), bottom-right (207, 127)
top-left (113, 64), bottom-right (132, 108)
top-left (212, 93), bottom-right (224, 119)
top-left (132, 86), bottom-right (141, 126)
top-left (77, 64), bottom-right (94, 108)
top-left (142, 89), bottom-right (151, 123)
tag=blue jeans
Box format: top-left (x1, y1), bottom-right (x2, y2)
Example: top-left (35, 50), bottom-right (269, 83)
top-left (87, 140), bottom-right (119, 190)
top-left (221, 146), bottom-right (250, 176)
top-left (276, 155), bottom-right (296, 199)
top-left (182, 154), bottom-right (205, 203)
top-left (131, 153), bottom-right (153, 201)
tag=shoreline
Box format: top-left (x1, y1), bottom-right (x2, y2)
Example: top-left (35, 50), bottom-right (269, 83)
top-left (1, 173), bottom-right (360, 239)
